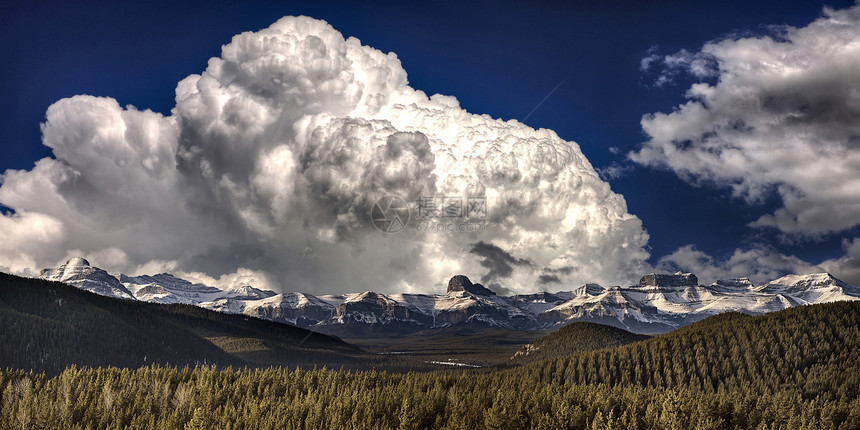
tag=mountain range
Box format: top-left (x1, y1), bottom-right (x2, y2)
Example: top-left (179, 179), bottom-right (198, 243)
top-left (39, 258), bottom-right (860, 336)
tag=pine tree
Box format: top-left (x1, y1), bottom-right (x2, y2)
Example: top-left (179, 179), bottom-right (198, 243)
top-left (184, 407), bottom-right (207, 430)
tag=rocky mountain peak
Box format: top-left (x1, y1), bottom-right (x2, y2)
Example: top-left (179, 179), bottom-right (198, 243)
top-left (447, 275), bottom-right (496, 296)
top-left (639, 271), bottom-right (698, 288)
top-left (575, 283), bottom-right (606, 297)
top-left (39, 257), bottom-right (134, 300)
top-left (447, 275), bottom-right (472, 292)
top-left (712, 278), bottom-right (754, 290)
top-left (66, 257), bottom-right (91, 267)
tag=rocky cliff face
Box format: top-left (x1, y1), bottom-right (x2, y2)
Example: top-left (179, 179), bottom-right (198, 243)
top-left (447, 275), bottom-right (496, 296)
top-left (639, 272), bottom-right (698, 288)
top-left (711, 278), bottom-right (754, 291)
top-left (334, 292), bottom-right (419, 325)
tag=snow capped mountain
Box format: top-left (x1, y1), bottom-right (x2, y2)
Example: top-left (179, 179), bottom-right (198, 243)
top-left (709, 278), bottom-right (754, 292)
top-left (757, 273), bottom-right (860, 304)
top-left (531, 271), bottom-right (859, 333)
top-left (119, 273), bottom-right (223, 304)
top-left (119, 272), bottom-right (277, 305)
top-left (37, 260), bottom-right (860, 335)
top-left (39, 258), bottom-right (135, 300)
top-left (38, 258), bottom-right (278, 307)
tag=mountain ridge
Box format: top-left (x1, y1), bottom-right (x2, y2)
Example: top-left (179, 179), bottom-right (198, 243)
top-left (39, 259), bottom-right (860, 336)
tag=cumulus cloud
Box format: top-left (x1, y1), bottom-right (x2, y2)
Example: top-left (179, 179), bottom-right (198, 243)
top-left (0, 16), bottom-right (650, 294)
top-left (631, 4), bottom-right (860, 237)
top-left (0, 211), bottom-right (65, 276)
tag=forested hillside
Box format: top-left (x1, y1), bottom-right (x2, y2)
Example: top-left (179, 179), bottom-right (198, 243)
top-left (527, 301), bottom-right (860, 402)
top-left (510, 322), bottom-right (650, 365)
top-left (0, 273), bottom-right (361, 374)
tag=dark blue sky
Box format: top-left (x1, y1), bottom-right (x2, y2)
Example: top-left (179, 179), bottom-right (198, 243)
top-left (1, 0), bottom-right (856, 269)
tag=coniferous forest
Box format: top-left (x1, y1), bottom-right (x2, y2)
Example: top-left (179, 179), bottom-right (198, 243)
top-left (3, 274), bottom-right (860, 429)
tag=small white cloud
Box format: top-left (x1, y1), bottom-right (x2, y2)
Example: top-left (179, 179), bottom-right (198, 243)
top-left (596, 162), bottom-right (633, 180)
top-left (640, 45), bottom-right (717, 87)
top-left (640, 54), bottom-right (660, 73)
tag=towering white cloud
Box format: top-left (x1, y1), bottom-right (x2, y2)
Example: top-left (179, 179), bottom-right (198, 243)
top-left (0, 16), bottom-right (649, 294)
top-left (632, 4), bottom-right (860, 237)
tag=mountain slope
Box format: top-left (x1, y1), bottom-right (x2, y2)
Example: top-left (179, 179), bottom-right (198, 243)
top-left (510, 322), bottom-right (649, 365)
top-left (0, 273), bottom-right (360, 375)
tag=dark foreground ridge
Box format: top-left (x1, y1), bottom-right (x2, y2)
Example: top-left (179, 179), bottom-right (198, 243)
top-left (0, 272), bottom-right (361, 375)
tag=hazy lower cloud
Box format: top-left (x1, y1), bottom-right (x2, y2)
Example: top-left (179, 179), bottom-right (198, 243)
top-left (0, 16), bottom-right (650, 294)
top-left (657, 239), bottom-right (860, 287)
top-left (657, 245), bottom-right (821, 286)
top-left (632, 4), bottom-right (860, 237)
top-left (819, 237), bottom-right (860, 286)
